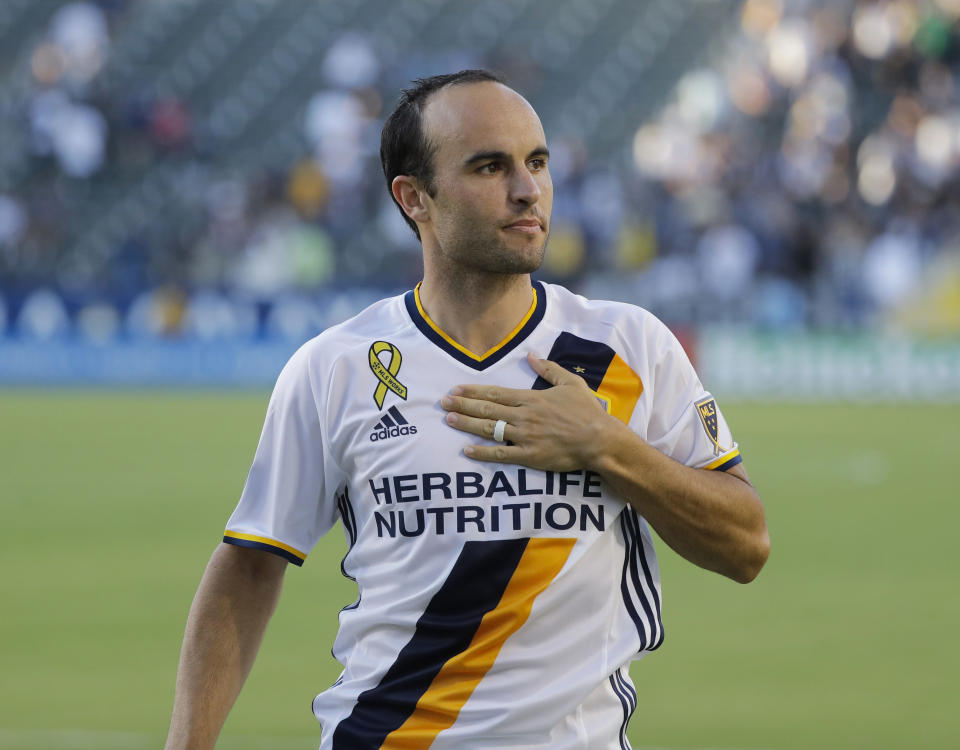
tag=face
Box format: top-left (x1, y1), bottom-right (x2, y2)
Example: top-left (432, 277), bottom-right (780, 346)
top-left (418, 82), bottom-right (553, 275)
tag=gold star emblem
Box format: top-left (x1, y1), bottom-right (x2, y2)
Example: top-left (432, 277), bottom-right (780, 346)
top-left (573, 366), bottom-right (586, 373)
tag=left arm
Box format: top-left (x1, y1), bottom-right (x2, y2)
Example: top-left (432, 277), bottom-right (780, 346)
top-left (441, 354), bottom-right (770, 583)
top-left (585, 418), bottom-right (768, 583)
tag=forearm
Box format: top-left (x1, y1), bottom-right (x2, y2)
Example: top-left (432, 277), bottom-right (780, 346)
top-left (591, 418), bottom-right (770, 583)
top-left (165, 543), bottom-right (286, 750)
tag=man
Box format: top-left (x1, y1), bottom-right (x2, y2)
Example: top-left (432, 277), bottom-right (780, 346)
top-left (164, 70), bottom-right (769, 750)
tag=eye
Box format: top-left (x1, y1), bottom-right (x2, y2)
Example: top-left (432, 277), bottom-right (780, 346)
top-left (528, 158), bottom-right (547, 171)
top-left (478, 162), bottom-right (502, 174)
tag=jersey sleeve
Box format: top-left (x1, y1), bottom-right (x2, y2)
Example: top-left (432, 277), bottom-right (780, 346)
top-left (223, 345), bottom-right (338, 565)
top-left (643, 323), bottom-right (742, 472)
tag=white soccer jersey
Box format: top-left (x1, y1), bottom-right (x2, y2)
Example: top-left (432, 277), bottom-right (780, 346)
top-left (224, 281), bottom-right (741, 750)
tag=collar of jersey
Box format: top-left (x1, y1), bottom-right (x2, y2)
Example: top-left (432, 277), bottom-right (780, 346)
top-left (404, 281), bottom-right (547, 370)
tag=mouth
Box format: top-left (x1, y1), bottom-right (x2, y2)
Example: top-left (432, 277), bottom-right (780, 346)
top-left (503, 218), bottom-right (544, 234)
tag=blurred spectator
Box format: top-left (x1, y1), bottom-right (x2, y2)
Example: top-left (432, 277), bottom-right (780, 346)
top-left (76, 301), bottom-right (121, 343)
top-left (16, 289), bottom-right (71, 340)
top-left (183, 291), bottom-right (258, 341)
top-left (322, 33), bottom-right (381, 89)
top-left (305, 90), bottom-right (373, 185)
top-left (287, 160), bottom-right (330, 220)
top-left (127, 287), bottom-right (188, 339)
top-left (49, 1), bottom-right (110, 89)
top-left (29, 90), bottom-right (108, 177)
top-left (862, 222), bottom-right (924, 310)
top-left (265, 296), bottom-right (327, 342)
top-left (228, 206), bottom-right (335, 301)
top-left (0, 196), bottom-right (27, 249)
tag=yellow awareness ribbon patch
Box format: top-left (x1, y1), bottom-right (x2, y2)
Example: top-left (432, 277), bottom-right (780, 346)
top-left (369, 341), bottom-right (408, 408)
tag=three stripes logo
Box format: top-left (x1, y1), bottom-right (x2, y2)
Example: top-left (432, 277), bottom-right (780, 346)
top-left (369, 405), bottom-right (418, 442)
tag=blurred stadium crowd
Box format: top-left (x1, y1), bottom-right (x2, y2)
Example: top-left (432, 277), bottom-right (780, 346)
top-left (0, 0), bottom-right (958, 346)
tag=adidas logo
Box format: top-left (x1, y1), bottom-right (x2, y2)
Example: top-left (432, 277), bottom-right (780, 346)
top-left (369, 406), bottom-right (418, 442)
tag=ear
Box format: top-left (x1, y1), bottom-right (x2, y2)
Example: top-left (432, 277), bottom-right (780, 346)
top-left (392, 176), bottom-right (431, 226)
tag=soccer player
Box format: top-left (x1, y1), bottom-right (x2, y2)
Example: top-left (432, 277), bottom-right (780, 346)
top-left (164, 70), bottom-right (769, 750)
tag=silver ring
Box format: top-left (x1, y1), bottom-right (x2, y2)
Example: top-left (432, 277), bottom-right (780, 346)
top-left (493, 419), bottom-right (507, 443)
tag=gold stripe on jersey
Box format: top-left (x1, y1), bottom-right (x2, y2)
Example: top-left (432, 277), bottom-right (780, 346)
top-left (222, 530), bottom-right (307, 561)
top-left (414, 283), bottom-right (539, 361)
top-left (596, 352), bottom-right (644, 425)
top-left (534, 332), bottom-right (643, 425)
top-left (381, 537), bottom-right (575, 750)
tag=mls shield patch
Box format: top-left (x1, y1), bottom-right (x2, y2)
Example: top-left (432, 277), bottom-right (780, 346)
top-left (695, 396), bottom-right (723, 456)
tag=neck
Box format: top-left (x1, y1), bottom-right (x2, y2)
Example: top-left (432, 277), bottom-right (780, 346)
top-left (418, 268), bottom-right (535, 358)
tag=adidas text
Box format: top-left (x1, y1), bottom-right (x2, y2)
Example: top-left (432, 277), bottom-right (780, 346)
top-left (370, 425), bottom-right (418, 442)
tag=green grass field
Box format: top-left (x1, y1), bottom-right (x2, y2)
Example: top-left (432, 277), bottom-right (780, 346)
top-left (0, 392), bottom-right (955, 749)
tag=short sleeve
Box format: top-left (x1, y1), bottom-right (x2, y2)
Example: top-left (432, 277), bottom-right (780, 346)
top-left (223, 345), bottom-right (339, 565)
top-left (643, 323), bottom-right (742, 472)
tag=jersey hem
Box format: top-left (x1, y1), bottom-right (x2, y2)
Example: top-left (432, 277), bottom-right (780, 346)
top-left (223, 530), bottom-right (306, 566)
top-left (702, 448), bottom-right (742, 472)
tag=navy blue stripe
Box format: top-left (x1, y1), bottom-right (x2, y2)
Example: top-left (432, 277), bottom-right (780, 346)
top-left (614, 670), bottom-right (635, 747)
top-left (341, 487), bottom-right (358, 546)
top-left (618, 511), bottom-right (647, 649)
top-left (616, 667), bottom-right (637, 713)
top-left (336, 491), bottom-right (360, 603)
top-left (712, 453), bottom-right (743, 472)
top-left (340, 593), bottom-right (361, 613)
top-left (532, 331), bottom-right (616, 391)
top-left (333, 538), bottom-right (529, 749)
top-left (624, 669), bottom-right (637, 711)
top-left (336, 495), bottom-right (348, 545)
top-left (614, 668), bottom-right (636, 749)
top-left (337, 490), bottom-right (359, 590)
top-left (624, 510), bottom-right (656, 648)
top-left (380, 413), bottom-right (396, 428)
top-left (608, 673), bottom-right (631, 750)
top-left (339, 495), bottom-right (351, 545)
top-left (222, 536), bottom-right (304, 567)
top-left (387, 405), bottom-right (408, 425)
top-left (629, 509), bottom-right (664, 650)
top-left (626, 509), bottom-right (661, 649)
top-left (336, 493), bottom-right (356, 549)
top-left (404, 282), bottom-right (547, 370)
top-left (342, 488), bottom-right (361, 613)
top-left (344, 487), bottom-right (359, 545)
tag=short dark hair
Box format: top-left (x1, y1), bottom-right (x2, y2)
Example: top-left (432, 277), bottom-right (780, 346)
top-left (380, 69), bottom-right (506, 239)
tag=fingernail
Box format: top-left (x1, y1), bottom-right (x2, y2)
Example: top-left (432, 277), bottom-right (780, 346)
top-left (451, 386), bottom-right (464, 395)
top-left (446, 412), bottom-right (458, 424)
top-left (440, 395), bottom-right (452, 408)
top-left (464, 445), bottom-right (475, 456)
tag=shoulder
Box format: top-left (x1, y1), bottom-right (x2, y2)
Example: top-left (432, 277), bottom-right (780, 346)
top-left (540, 282), bottom-right (677, 355)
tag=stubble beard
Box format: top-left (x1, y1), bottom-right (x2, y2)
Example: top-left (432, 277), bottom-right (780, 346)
top-left (440, 223), bottom-right (548, 277)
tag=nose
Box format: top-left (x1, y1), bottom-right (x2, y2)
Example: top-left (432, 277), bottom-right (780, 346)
top-left (509, 165), bottom-right (542, 206)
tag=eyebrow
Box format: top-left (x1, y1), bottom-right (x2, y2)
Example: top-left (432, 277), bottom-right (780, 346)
top-left (463, 146), bottom-right (550, 167)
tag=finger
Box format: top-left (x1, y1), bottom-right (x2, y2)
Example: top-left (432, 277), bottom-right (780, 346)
top-left (449, 384), bottom-right (528, 406)
top-left (440, 393), bottom-right (515, 421)
top-left (527, 353), bottom-right (581, 386)
top-left (445, 411), bottom-right (514, 442)
top-left (463, 443), bottom-right (526, 465)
